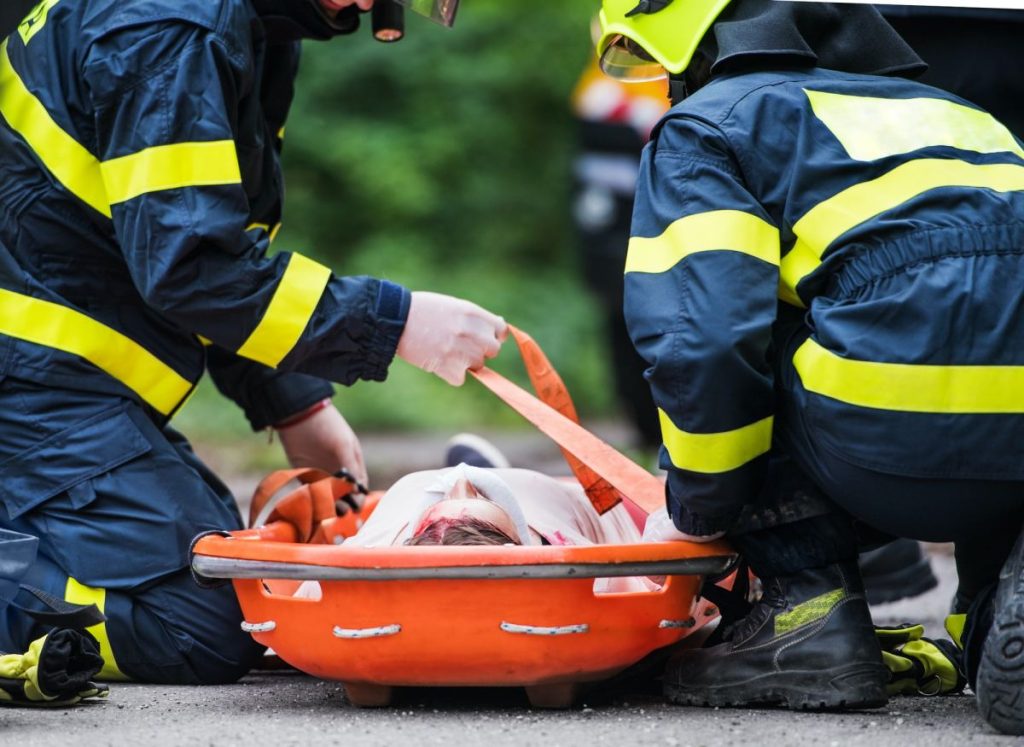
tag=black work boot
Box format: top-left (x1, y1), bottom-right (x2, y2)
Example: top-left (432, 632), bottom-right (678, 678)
top-left (664, 561), bottom-right (888, 710)
top-left (858, 539), bottom-right (938, 605)
top-left (976, 528), bottom-right (1024, 735)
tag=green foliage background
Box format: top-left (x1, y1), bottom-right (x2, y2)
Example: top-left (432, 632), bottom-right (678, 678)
top-left (178, 1), bottom-right (619, 438)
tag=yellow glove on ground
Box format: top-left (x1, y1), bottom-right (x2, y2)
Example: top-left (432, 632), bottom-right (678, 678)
top-left (0, 630), bottom-right (107, 706)
top-left (876, 624), bottom-right (966, 696)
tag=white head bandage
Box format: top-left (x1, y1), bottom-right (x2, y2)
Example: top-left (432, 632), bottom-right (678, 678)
top-left (411, 463), bottom-right (536, 545)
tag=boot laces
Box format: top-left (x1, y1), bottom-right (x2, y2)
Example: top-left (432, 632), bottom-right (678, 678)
top-left (723, 581), bottom-right (787, 643)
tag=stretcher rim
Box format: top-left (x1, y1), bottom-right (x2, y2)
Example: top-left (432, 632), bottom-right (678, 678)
top-left (191, 552), bottom-right (735, 581)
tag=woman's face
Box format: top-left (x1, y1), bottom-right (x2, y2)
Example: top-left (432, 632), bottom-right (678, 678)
top-left (319, 0), bottom-right (374, 16)
top-left (412, 477), bottom-right (520, 541)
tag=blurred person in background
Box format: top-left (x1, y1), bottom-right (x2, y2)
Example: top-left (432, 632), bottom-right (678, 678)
top-left (0, 0), bottom-right (505, 685)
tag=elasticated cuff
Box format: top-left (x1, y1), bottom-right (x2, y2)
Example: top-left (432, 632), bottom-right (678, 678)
top-left (244, 372), bottom-right (334, 431)
top-left (357, 280), bottom-right (410, 382)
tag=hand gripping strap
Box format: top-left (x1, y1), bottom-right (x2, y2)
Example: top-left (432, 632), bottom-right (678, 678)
top-left (471, 326), bottom-right (665, 516)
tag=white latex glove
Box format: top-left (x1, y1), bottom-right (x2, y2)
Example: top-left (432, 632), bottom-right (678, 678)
top-left (396, 291), bottom-right (508, 386)
top-left (642, 507), bottom-right (725, 544)
top-left (276, 402), bottom-right (369, 487)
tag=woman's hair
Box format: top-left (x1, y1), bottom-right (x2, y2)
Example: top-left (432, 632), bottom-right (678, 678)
top-left (405, 517), bottom-right (521, 546)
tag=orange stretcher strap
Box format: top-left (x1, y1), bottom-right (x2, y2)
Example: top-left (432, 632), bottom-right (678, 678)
top-left (471, 325), bottom-right (665, 517)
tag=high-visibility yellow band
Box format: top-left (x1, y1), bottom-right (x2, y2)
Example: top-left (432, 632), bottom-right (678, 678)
top-left (64, 578), bottom-right (129, 681)
top-left (805, 89), bottom-right (1024, 162)
top-left (0, 288), bottom-right (192, 415)
top-left (659, 410), bottom-right (773, 474)
top-left (18, 0), bottom-right (61, 45)
top-left (100, 140), bottom-right (241, 205)
top-left (793, 337), bottom-right (1024, 413)
top-left (0, 40), bottom-right (110, 217)
top-left (237, 253), bottom-right (331, 367)
top-left (780, 160), bottom-right (1024, 303)
top-left (626, 209), bottom-right (780, 274)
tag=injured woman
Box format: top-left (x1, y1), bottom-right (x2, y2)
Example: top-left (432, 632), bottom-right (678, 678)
top-left (295, 435), bottom-right (655, 595)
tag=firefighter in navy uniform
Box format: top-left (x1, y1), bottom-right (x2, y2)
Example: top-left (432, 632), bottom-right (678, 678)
top-left (600, 0), bottom-right (1024, 731)
top-left (0, 0), bottom-right (504, 684)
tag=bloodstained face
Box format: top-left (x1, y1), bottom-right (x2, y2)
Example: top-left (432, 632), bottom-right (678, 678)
top-left (411, 477), bottom-right (520, 542)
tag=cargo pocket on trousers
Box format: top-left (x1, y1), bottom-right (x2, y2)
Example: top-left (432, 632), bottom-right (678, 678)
top-left (0, 403), bottom-right (152, 580)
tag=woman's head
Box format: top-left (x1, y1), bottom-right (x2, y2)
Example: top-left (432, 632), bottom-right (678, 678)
top-left (408, 476), bottom-right (524, 545)
top-left (405, 515), bottom-right (521, 546)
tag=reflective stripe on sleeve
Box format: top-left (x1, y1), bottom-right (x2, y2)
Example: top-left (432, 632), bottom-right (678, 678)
top-left (626, 209), bottom-right (780, 274)
top-left (64, 578), bottom-right (129, 681)
top-left (793, 337), bottom-right (1024, 413)
top-left (659, 409), bottom-right (773, 474)
top-left (236, 253), bottom-right (331, 367)
top-left (779, 160), bottom-right (1024, 305)
top-left (805, 89), bottom-right (1024, 162)
top-left (0, 40), bottom-right (110, 217)
top-left (100, 141), bottom-right (241, 205)
top-left (0, 288), bottom-right (193, 415)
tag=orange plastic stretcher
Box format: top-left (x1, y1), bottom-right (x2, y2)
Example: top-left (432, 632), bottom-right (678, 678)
top-left (191, 327), bottom-right (735, 708)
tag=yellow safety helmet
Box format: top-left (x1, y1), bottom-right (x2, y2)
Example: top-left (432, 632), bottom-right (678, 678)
top-left (597, 0), bottom-right (733, 82)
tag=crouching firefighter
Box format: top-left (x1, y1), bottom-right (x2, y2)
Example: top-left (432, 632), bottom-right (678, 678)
top-left (0, 0), bottom-right (502, 684)
top-left (600, 0), bottom-right (1024, 731)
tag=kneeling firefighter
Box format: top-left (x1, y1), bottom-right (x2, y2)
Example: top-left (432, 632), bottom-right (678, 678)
top-left (0, 0), bottom-right (502, 684)
top-left (599, 0), bottom-right (1024, 731)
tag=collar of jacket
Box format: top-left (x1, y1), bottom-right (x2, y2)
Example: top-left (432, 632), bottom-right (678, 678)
top-left (250, 0), bottom-right (362, 42)
top-left (706, 0), bottom-right (926, 78)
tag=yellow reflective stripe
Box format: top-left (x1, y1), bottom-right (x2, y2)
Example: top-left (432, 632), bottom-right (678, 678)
top-left (237, 253), bottom-right (331, 367)
top-left (775, 588), bottom-right (844, 635)
top-left (659, 410), bottom-right (773, 474)
top-left (626, 210), bottom-right (780, 274)
top-left (0, 40), bottom-right (110, 217)
top-left (780, 160), bottom-right (1024, 304)
top-left (18, 0), bottom-right (61, 45)
top-left (0, 288), bottom-right (192, 415)
top-left (805, 89), bottom-right (1024, 162)
top-left (269, 222), bottom-right (282, 242)
top-left (65, 578), bottom-right (129, 681)
top-left (793, 337), bottom-right (1024, 413)
top-left (100, 141), bottom-right (241, 205)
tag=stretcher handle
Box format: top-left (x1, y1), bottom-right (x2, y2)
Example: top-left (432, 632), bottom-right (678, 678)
top-left (471, 326), bottom-right (666, 516)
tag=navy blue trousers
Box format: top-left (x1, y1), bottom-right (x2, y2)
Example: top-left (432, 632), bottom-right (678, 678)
top-left (0, 377), bottom-right (263, 683)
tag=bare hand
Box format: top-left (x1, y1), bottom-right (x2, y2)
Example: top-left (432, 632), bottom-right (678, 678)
top-left (276, 402), bottom-right (369, 487)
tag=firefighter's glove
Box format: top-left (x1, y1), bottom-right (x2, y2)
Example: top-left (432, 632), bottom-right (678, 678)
top-left (397, 292), bottom-right (507, 386)
top-left (876, 624), bottom-right (966, 696)
top-left (642, 508), bottom-right (725, 544)
top-left (0, 630), bottom-right (108, 706)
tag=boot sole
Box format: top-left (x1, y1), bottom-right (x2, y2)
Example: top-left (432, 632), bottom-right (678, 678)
top-left (664, 664), bottom-right (888, 711)
top-left (978, 600), bottom-right (1024, 735)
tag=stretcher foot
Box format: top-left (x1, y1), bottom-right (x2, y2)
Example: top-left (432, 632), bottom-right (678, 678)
top-left (524, 682), bottom-right (581, 709)
top-left (343, 682), bottom-right (395, 707)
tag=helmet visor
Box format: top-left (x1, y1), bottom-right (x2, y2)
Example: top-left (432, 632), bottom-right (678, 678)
top-left (393, 0), bottom-right (459, 27)
top-left (599, 34), bottom-right (668, 82)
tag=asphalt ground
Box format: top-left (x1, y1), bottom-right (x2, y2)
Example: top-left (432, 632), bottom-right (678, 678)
top-left (1, 432), bottom-right (1014, 745)
top-left (2, 546), bottom-right (1012, 745)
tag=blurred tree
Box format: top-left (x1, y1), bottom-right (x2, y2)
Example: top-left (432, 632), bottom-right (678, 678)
top-left (268, 0), bottom-right (617, 429)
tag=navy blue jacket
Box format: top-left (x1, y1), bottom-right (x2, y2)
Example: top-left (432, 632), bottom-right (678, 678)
top-left (625, 68), bottom-right (1024, 535)
top-left (0, 0), bottom-right (409, 428)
